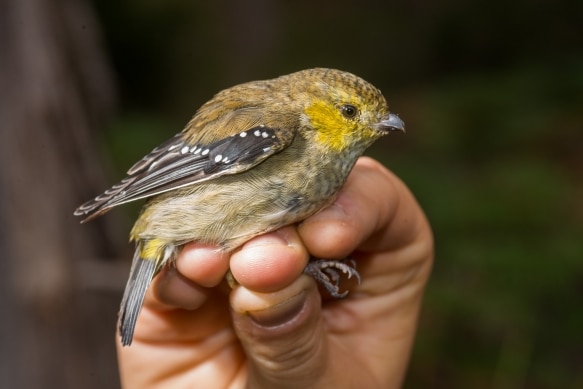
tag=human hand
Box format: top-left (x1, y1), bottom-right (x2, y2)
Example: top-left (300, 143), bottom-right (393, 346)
top-left (117, 157), bottom-right (433, 388)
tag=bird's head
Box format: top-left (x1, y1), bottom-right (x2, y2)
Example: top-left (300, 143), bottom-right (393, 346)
top-left (293, 68), bottom-right (405, 153)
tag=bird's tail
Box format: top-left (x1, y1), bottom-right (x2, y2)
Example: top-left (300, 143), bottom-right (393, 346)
top-left (118, 239), bottom-right (174, 346)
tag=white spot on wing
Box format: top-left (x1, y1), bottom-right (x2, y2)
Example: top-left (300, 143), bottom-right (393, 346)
top-left (240, 131), bottom-right (247, 137)
top-left (202, 149), bottom-right (210, 156)
top-left (181, 146), bottom-right (189, 154)
top-left (148, 160), bottom-right (159, 171)
top-left (214, 154), bottom-right (222, 163)
top-left (254, 130), bottom-right (261, 137)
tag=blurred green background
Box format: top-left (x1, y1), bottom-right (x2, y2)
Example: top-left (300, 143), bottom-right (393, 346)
top-left (91, 0), bottom-right (582, 387)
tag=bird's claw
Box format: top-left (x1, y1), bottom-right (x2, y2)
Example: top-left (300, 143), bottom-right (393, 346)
top-left (303, 258), bottom-right (361, 298)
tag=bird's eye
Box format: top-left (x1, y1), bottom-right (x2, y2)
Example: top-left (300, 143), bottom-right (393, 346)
top-left (340, 104), bottom-right (358, 119)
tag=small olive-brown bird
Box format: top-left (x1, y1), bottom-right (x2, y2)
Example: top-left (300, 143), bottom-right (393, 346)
top-left (75, 68), bottom-right (405, 346)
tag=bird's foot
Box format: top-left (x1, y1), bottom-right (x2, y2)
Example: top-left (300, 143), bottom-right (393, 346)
top-left (303, 258), bottom-right (361, 298)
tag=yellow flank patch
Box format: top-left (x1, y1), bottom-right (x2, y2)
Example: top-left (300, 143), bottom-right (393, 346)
top-left (141, 238), bottom-right (166, 260)
top-left (305, 100), bottom-right (354, 152)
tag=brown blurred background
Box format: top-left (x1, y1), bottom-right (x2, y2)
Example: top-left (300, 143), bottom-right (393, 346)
top-left (0, 0), bottom-right (581, 388)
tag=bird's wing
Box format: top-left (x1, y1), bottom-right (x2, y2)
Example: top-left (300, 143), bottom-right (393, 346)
top-left (74, 124), bottom-right (296, 222)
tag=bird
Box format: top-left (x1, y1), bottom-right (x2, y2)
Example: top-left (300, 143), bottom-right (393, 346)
top-left (75, 68), bottom-right (405, 346)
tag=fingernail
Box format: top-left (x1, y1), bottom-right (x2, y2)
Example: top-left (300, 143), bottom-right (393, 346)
top-left (304, 193), bottom-right (349, 224)
top-left (247, 290), bottom-right (306, 327)
top-left (244, 229), bottom-right (290, 249)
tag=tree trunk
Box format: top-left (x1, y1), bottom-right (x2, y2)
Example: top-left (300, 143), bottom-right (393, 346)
top-left (0, 0), bottom-right (126, 387)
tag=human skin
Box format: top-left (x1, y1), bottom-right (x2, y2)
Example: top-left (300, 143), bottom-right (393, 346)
top-left (116, 157), bottom-right (434, 389)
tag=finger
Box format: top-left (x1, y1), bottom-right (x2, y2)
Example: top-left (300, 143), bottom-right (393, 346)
top-left (298, 157), bottom-right (433, 386)
top-left (117, 286), bottom-right (237, 388)
top-left (299, 157), bottom-right (427, 258)
top-left (147, 266), bottom-right (210, 311)
top-left (299, 158), bottom-right (433, 293)
top-left (228, 228), bottom-right (332, 388)
top-left (230, 275), bottom-right (328, 388)
top-left (176, 243), bottom-right (231, 287)
top-left (119, 247), bottom-right (237, 387)
top-left (143, 243), bottom-right (230, 311)
top-left (230, 226), bottom-right (309, 293)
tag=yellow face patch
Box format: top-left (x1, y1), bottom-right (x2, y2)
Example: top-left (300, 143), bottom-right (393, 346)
top-left (304, 99), bottom-right (377, 152)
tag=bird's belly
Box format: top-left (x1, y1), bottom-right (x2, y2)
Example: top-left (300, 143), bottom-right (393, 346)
top-left (130, 178), bottom-right (337, 251)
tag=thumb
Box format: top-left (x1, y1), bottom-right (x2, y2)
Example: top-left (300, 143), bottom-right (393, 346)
top-left (230, 275), bottom-right (328, 388)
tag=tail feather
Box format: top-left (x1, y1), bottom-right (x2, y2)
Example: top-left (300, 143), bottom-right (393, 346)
top-left (118, 244), bottom-right (158, 346)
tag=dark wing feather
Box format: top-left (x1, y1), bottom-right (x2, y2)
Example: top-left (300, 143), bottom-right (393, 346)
top-left (74, 126), bottom-right (294, 222)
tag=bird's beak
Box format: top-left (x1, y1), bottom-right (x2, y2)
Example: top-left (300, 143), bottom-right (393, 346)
top-left (374, 113), bottom-right (405, 133)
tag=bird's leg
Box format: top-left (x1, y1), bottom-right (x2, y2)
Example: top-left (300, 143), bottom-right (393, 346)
top-left (303, 258), bottom-right (361, 298)
top-left (225, 270), bottom-right (237, 289)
